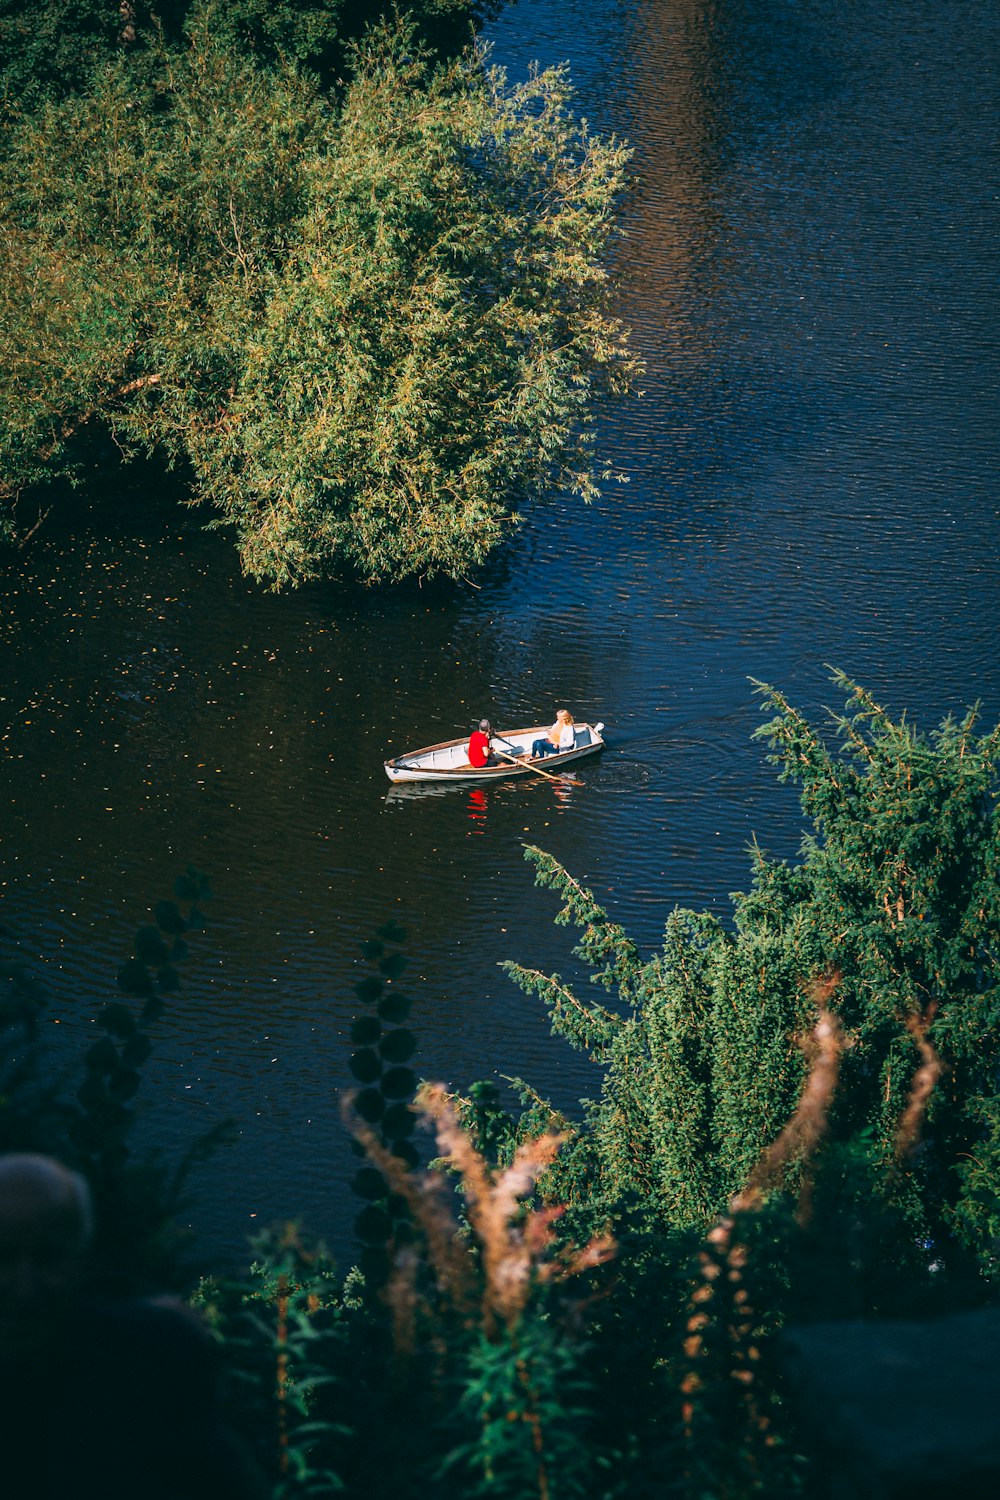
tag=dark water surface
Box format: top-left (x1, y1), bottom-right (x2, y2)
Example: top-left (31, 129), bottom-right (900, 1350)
top-left (2, 0), bottom-right (998, 1260)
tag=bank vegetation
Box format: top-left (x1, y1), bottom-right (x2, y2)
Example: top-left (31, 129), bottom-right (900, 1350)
top-left (4, 676), bottom-right (1000, 1495)
top-left (0, 0), bottom-right (638, 586)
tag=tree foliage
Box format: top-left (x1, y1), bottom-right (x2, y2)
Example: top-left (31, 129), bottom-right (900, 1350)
top-left (451, 675), bottom-right (1000, 1493)
top-left (0, 6), bottom-right (638, 586)
top-left (500, 675), bottom-right (1000, 1268)
top-left (0, 0), bottom-right (494, 111)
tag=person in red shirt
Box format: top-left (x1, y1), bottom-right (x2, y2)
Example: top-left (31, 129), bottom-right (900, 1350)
top-left (468, 718), bottom-right (499, 768)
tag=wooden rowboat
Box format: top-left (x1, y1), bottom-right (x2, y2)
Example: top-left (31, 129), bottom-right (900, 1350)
top-left (384, 722), bottom-right (606, 784)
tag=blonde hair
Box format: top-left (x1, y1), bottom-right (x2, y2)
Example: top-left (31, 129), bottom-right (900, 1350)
top-left (555, 708), bottom-right (574, 726)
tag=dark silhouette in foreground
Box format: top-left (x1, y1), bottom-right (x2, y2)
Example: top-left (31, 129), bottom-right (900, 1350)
top-left (0, 1153), bottom-right (264, 1500)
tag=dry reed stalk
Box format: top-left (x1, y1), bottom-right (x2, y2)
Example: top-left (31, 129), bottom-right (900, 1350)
top-left (386, 1247), bottom-right (419, 1361)
top-left (682, 977), bottom-right (844, 1449)
top-left (345, 1108), bottom-right (477, 1323)
top-left (276, 1272), bottom-right (290, 1476)
top-left (419, 1083), bottom-right (497, 1225)
top-left (682, 976), bottom-right (945, 1460)
top-left (895, 1006), bottom-right (943, 1158)
top-left (732, 974), bottom-right (843, 1213)
top-left (421, 1083), bottom-right (571, 1333)
top-left (516, 1358), bottom-right (552, 1500)
top-left (346, 1086), bottom-right (617, 1351)
top-left (681, 1215), bottom-right (769, 1453)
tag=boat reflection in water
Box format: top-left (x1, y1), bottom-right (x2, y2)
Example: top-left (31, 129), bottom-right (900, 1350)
top-left (383, 776), bottom-right (568, 805)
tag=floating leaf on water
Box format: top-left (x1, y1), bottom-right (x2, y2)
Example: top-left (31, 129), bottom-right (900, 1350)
top-left (153, 900), bottom-right (185, 935)
top-left (351, 1167), bottom-right (386, 1201)
top-left (117, 959), bottom-right (153, 997)
top-left (378, 952), bottom-right (408, 981)
top-left (140, 994), bottom-right (165, 1025)
top-left (354, 976), bottom-right (383, 1004)
top-left (85, 1037), bottom-right (119, 1076)
top-left (382, 1102), bottom-right (416, 1137)
top-left (135, 925), bottom-right (168, 966)
top-left (381, 1066), bottom-right (416, 1100)
top-left (354, 1088), bottom-right (385, 1123)
top-left (378, 1028), bottom-right (415, 1063)
top-left (77, 1075), bottom-right (106, 1111)
top-left (97, 1002), bottom-right (136, 1040)
top-left (354, 1204), bottom-right (391, 1245)
top-left (375, 921), bottom-right (407, 943)
top-left (349, 1049), bottom-right (381, 1084)
top-left (121, 1034), bottom-right (152, 1068)
top-left (350, 1016), bottom-right (381, 1045)
top-left (156, 964), bottom-right (181, 994)
top-left (377, 992), bottom-right (411, 1023)
top-left (108, 1066), bottom-right (141, 1103)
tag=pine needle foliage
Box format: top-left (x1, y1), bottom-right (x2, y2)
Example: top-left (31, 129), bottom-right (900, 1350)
top-left (949, 1093), bottom-right (1000, 1284)
top-left (0, 4), bottom-right (639, 586)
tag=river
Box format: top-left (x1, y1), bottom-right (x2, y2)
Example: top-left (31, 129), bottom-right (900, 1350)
top-left (1, 0), bottom-right (998, 1261)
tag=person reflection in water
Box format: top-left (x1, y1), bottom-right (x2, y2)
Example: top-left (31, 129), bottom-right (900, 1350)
top-left (0, 1152), bottom-right (264, 1500)
top-left (467, 786), bottom-right (488, 833)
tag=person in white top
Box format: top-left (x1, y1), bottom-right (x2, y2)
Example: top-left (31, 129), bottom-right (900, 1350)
top-left (531, 709), bottom-right (575, 759)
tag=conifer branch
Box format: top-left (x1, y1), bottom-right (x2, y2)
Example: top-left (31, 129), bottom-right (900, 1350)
top-left (501, 961), bottom-right (620, 1055)
top-left (521, 845), bottom-right (642, 996)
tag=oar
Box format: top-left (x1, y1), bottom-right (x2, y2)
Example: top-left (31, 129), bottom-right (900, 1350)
top-left (494, 746), bottom-right (584, 787)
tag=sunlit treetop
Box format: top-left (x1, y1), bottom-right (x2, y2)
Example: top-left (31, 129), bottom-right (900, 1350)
top-left (0, 5), bottom-right (640, 586)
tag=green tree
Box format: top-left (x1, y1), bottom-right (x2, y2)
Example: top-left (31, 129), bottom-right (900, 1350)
top-left (500, 674), bottom-right (1000, 1276)
top-left (0, 8), bottom-right (638, 585)
top-left (451, 676), bottom-right (1000, 1494)
top-left (0, 0), bottom-right (494, 111)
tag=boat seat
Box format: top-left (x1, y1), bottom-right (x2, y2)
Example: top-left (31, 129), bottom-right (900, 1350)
top-left (574, 727), bottom-right (592, 747)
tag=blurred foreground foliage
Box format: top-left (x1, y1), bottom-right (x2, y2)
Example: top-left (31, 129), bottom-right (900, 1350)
top-left (0, 1), bottom-right (638, 587)
top-left (0, 865), bottom-right (221, 1292)
top-left (5, 676), bottom-right (1000, 1497)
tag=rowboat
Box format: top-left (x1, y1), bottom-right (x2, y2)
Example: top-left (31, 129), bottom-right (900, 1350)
top-left (384, 722), bottom-right (606, 784)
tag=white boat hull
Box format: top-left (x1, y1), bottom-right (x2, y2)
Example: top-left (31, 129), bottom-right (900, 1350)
top-left (384, 723), bottom-right (606, 783)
